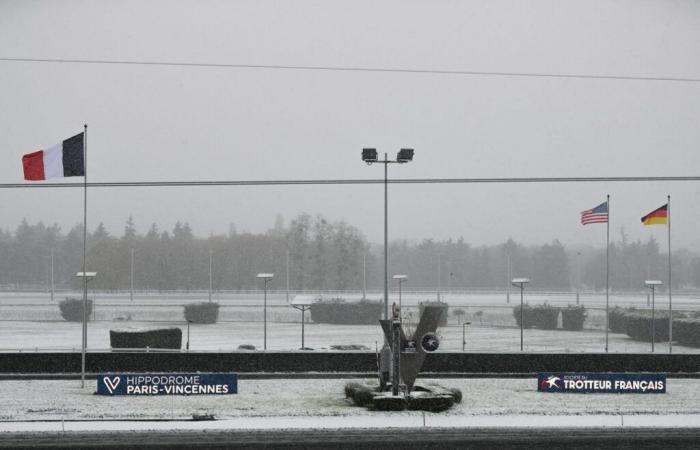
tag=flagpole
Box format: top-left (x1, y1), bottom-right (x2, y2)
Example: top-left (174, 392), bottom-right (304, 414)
top-left (668, 195), bottom-right (672, 354)
top-left (81, 124), bottom-right (88, 388)
top-left (605, 194), bottom-right (610, 353)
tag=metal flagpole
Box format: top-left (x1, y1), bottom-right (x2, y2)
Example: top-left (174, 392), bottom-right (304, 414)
top-left (81, 124), bottom-right (88, 388)
top-left (50, 248), bottom-right (54, 302)
top-left (668, 195), bottom-right (672, 354)
top-left (605, 194), bottom-right (610, 353)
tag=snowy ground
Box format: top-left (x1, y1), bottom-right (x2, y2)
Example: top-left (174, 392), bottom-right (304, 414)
top-left (0, 320), bottom-right (695, 353)
top-left (1, 378), bottom-right (700, 423)
top-left (0, 291), bottom-right (697, 353)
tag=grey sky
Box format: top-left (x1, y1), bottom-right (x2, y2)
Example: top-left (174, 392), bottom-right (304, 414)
top-left (1, 0), bottom-right (699, 248)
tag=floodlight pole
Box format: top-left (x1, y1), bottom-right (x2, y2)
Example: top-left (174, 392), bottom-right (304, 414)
top-left (81, 124), bottom-right (88, 389)
top-left (384, 154), bottom-right (389, 320)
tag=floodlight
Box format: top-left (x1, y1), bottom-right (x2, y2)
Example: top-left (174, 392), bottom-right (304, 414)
top-left (362, 148), bottom-right (378, 163)
top-left (511, 277), bottom-right (530, 285)
top-left (257, 273), bottom-right (274, 279)
top-left (397, 148), bottom-right (414, 163)
top-left (645, 280), bottom-right (663, 286)
top-left (392, 274), bottom-right (408, 280)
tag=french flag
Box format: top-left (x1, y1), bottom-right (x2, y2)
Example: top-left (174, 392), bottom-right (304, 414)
top-left (22, 132), bottom-right (85, 181)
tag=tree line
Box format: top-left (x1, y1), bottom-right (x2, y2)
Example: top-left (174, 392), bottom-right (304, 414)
top-left (0, 216), bottom-right (698, 292)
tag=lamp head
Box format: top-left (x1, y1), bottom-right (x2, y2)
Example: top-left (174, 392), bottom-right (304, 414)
top-left (362, 148), bottom-right (378, 163)
top-left (397, 148), bottom-right (414, 163)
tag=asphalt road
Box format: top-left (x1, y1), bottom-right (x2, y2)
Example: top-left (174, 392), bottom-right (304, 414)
top-left (2, 428), bottom-right (700, 449)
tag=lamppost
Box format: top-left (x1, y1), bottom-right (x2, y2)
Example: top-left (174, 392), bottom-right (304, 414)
top-left (511, 278), bottom-right (530, 352)
top-left (186, 319), bottom-right (192, 351)
top-left (393, 274), bottom-right (408, 324)
top-left (76, 271), bottom-right (97, 388)
top-left (257, 273), bottom-right (274, 350)
top-left (291, 295), bottom-right (313, 350)
top-left (462, 321), bottom-right (472, 352)
top-left (208, 249), bottom-right (213, 303)
top-left (645, 280), bottom-right (662, 353)
top-left (130, 248), bottom-right (135, 302)
top-left (362, 148), bottom-right (414, 320)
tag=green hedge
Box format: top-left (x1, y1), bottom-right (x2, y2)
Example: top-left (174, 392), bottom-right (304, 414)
top-left (310, 299), bottom-right (382, 324)
top-left (672, 319), bottom-right (700, 348)
top-left (59, 297), bottom-right (93, 322)
top-left (419, 301), bottom-right (449, 326)
top-left (110, 327), bottom-right (182, 350)
top-left (183, 302), bottom-right (220, 324)
top-left (562, 305), bottom-right (587, 331)
top-left (513, 304), bottom-right (559, 329)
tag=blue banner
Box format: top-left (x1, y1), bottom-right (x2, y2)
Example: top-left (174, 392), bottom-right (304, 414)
top-left (96, 373), bottom-right (238, 396)
top-left (538, 372), bottom-right (666, 394)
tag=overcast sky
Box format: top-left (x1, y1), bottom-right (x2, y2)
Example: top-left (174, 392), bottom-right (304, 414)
top-left (1, 0), bottom-right (699, 249)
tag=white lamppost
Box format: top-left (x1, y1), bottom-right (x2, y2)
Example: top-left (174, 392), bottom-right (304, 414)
top-left (76, 271), bottom-right (97, 388)
top-left (645, 280), bottom-right (663, 353)
top-left (291, 295), bottom-right (314, 350)
top-left (257, 273), bottom-right (274, 350)
top-left (511, 278), bottom-right (530, 352)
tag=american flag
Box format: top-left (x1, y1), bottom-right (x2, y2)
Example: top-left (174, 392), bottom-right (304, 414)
top-left (581, 201), bottom-right (609, 225)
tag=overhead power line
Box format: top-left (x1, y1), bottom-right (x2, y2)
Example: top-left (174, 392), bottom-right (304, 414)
top-left (1, 57), bottom-right (700, 83)
top-left (1, 176), bottom-right (699, 189)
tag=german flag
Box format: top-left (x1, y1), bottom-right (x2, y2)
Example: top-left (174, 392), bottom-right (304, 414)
top-left (641, 203), bottom-right (668, 225)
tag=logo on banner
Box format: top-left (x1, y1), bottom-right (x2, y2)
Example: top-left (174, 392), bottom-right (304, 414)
top-left (103, 376), bottom-right (121, 394)
top-left (97, 373), bottom-right (238, 396)
top-left (538, 373), bottom-right (666, 394)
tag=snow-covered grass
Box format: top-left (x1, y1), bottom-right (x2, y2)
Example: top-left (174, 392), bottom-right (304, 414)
top-left (0, 319), bottom-right (696, 353)
top-left (0, 291), bottom-right (697, 353)
top-left (1, 378), bottom-right (700, 422)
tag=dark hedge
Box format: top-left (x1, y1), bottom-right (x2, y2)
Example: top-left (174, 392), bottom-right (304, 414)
top-left (513, 304), bottom-right (560, 329)
top-left (183, 302), bottom-right (220, 324)
top-left (624, 311), bottom-right (671, 342)
top-left (110, 327), bottom-right (182, 350)
top-left (562, 305), bottom-right (587, 331)
top-left (672, 319), bottom-right (700, 348)
top-left (59, 297), bottom-right (93, 322)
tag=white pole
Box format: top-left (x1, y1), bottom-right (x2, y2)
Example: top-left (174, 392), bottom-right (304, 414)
top-left (668, 195), bottom-right (672, 354)
top-left (605, 194), bottom-right (610, 353)
top-left (81, 124), bottom-right (88, 389)
top-left (209, 249), bottom-right (213, 303)
top-left (437, 254), bottom-right (441, 302)
top-left (362, 253), bottom-right (366, 300)
top-left (50, 248), bottom-right (54, 302)
top-left (506, 252), bottom-right (511, 304)
top-left (286, 248), bottom-right (290, 303)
